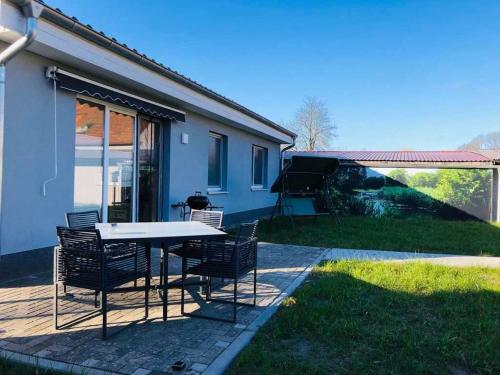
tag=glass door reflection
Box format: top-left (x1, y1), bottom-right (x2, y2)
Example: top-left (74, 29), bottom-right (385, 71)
top-left (137, 117), bottom-right (161, 222)
top-left (107, 110), bottom-right (135, 222)
top-left (74, 99), bottom-right (105, 214)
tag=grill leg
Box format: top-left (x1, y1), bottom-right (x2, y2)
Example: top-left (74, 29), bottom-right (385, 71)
top-left (101, 291), bottom-right (107, 340)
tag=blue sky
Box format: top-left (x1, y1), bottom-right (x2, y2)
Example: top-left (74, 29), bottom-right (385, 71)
top-left (47, 0), bottom-right (500, 150)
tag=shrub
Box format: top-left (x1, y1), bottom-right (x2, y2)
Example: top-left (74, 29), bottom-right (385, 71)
top-left (408, 172), bottom-right (439, 188)
top-left (363, 176), bottom-right (385, 190)
top-left (377, 186), bottom-right (437, 209)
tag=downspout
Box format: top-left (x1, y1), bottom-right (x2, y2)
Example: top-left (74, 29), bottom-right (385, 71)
top-left (0, 0), bottom-right (43, 262)
top-left (271, 135), bottom-right (295, 220)
top-left (280, 135), bottom-right (296, 171)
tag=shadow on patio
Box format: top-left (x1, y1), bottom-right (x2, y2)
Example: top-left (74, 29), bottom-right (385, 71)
top-left (0, 243), bottom-right (323, 374)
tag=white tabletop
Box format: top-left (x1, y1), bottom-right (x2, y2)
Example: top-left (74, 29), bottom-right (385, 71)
top-left (96, 221), bottom-right (226, 241)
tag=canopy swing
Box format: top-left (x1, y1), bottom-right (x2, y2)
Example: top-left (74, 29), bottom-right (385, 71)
top-left (270, 155), bottom-right (339, 224)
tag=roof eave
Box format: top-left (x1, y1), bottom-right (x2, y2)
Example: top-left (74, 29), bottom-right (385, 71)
top-left (20, 1), bottom-right (295, 140)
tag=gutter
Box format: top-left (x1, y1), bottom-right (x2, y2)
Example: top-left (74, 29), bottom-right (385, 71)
top-left (32, 1), bottom-right (296, 140)
top-left (0, 0), bottom-right (43, 261)
top-left (279, 135), bottom-right (296, 171)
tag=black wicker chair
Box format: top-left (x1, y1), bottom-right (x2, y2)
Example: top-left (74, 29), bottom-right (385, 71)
top-left (181, 220), bottom-right (258, 323)
top-left (169, 210), bottom-right (224, 258)
top-left (66, 210), bottom-right (101, 230)
top-left (162, 210), bottom-right (224, 289)
top-left (54, 227), bottom-right (150, 339)
top-left (66, 210), bottom-right (141, 289)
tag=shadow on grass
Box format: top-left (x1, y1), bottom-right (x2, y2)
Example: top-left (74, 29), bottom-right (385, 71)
top-left (229, 261), bottom-right (500, 375)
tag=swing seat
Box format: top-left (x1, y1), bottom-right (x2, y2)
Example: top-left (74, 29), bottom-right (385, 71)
top-left (282, 197), bottom-right (316, 216)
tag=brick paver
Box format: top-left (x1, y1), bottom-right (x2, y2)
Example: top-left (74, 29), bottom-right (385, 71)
top-left (0, 243), bottom-right (323, 374)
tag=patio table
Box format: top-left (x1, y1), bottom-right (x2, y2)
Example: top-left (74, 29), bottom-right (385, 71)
top-left (96, 221), bottom-right (227, 321)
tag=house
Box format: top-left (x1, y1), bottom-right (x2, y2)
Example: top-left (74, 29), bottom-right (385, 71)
top-left (0, 0), bottom-right (295, 280)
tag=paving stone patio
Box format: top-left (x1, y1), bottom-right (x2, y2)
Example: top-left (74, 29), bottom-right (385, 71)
top-left (0, 243), bottom-right (324, 374)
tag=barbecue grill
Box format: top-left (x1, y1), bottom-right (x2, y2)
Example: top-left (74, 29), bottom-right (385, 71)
top-left (171, 192), bottom-right (223, 220)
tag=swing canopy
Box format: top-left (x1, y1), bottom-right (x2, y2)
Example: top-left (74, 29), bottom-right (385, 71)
top-left (271, 155), bottom-right (339, 194)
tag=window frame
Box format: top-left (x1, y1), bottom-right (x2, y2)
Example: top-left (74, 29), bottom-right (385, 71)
top-left (252, 144), bottom-right (267, 189)
top-left (208, 132), bottom-right (225, 191)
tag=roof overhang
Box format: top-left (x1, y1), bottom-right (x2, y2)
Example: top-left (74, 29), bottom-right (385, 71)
top-left (1, 0), bottom-right (295, 144)
top-left (337, 160), bottom-right (496, 169)
top-left (284, 151), bottom-right (498, 169)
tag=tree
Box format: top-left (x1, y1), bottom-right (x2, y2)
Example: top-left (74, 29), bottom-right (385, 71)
top-left (433, 169), bottom-right (491, 210)
top-left (331, 166), bottom-right (367, 193)
top-left (458, 131), bottom-right (500, 150)
top-left (386, 169), bottom-right (409, 186)
top-left (408, 172), bottom-right (439, 188)
top-left (292, 97), bottom-right (336, 150)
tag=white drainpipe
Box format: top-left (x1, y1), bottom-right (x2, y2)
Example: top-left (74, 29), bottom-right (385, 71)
top-left (0, 0), bottom-right (43, 261)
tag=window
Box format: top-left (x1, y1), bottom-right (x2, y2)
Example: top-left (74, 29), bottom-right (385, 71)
top-left (208, 132), bottom-right (226, 190)
top-left (252, 145), bottom-right (267, 188)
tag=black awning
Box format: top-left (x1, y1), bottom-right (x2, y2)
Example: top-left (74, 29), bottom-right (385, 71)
top-left (54, 69), bottom-right (185, 122)
top-left (271, 155), bottom-right (339, 194)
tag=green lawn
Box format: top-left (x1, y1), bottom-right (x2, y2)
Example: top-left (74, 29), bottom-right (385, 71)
top-left (258, 216), bottom-right (500, 256)
top-left (229, 261), bottom-right (500, 374)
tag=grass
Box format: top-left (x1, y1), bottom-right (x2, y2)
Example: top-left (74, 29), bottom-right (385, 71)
top-left (258, 215), bottom-right (500, 256)
top-left (229, 261), bottom-right (500, 374)
top-left (0, 357), bottom-right (63, 375)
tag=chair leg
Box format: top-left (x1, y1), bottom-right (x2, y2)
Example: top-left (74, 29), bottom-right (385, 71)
top-left (181, 257), bottom-right (186, 315)
top-left (145, 273), bottom-right (150, 319)
top-left (53, 282), bottom-right (59, 329)
top-left (205, 276), bottom-right (212, 301)
top-left (206, 276), bottom-right (212, 301)
top-left (162, 248), bottom-right (168, 322)
top-left (94, 291), bottom-right (99, 308)
top-left (101, 291), bottom-right (107, 340)
top-left (204, 276), bottom-right (210, 299)
top-left (253, 268), bottom-right (257, 306)
top-left (134, 253), bottom-right (138, 288)
top-left (159, 251), bottom-right (164, 288)
top-left (233, 279), bottom-right (237, 323)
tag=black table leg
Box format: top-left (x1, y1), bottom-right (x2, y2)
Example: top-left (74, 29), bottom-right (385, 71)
top-left (162, 242), bottom-right (168, 321)
top-left (145, 242), bottom-right (151, 319)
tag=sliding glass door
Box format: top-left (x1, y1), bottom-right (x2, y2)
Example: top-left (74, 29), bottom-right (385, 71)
top-left (74, 98), bottom-right (163, 223)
